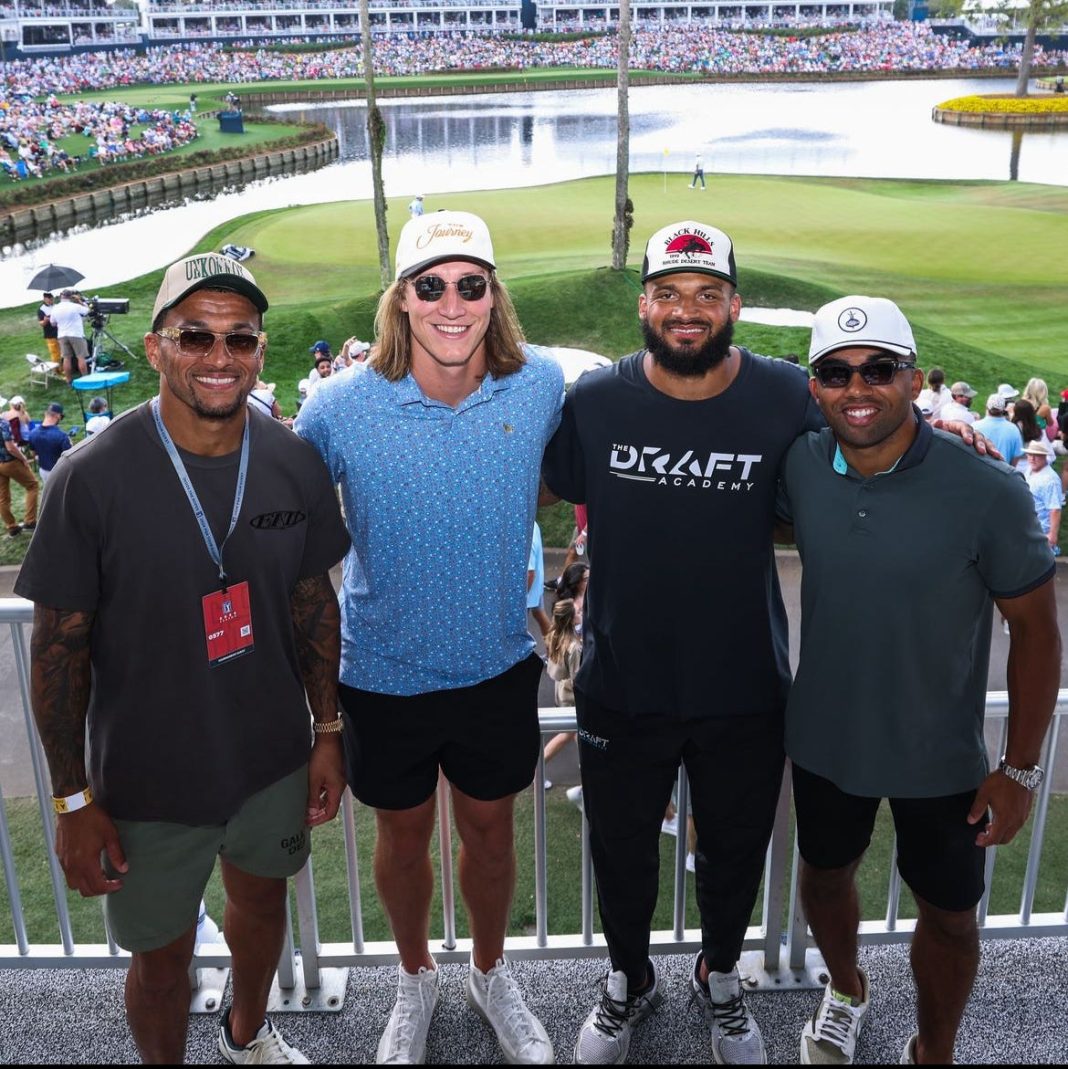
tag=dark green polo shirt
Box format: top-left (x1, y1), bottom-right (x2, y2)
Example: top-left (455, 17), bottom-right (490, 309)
top-left (778, 418), bottom-right (1054, 798)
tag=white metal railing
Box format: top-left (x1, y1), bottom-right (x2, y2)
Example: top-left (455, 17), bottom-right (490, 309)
top-left (1, 598), bottom-right (1065, 1009)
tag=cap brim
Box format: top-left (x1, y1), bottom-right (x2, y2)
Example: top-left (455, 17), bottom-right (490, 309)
top-left (641, 265), bottom-right (736, 286)
top-left (398, 254), bottom-right (495, 280)
top-left (157, 276), bottom-right (268, 319)
top-left (809, 340), bottom-right (915, 365)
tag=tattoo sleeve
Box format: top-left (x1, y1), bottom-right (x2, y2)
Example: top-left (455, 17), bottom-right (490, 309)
top-left (289, 573), bottom-right (341, 724)
top-left (29, 605), bottom-right (94, 797)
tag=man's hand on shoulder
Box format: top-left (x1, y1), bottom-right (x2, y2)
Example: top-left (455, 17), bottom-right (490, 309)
top-left (933, 419), bottom-right (1003, 462)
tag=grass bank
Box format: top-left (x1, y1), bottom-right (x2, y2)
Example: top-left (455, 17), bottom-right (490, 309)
top-left (0, 171), bottom-right (1065, 560)
top-left (2, 791), bottom-right (1065, 947)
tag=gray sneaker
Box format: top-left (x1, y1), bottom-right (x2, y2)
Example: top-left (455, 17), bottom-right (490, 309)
top-left (691, 954), bottom-right (766, 1064)
top-left (466, 955), bottom-right (554, 1064)
top-left (799, 968), bottom-right (870, 1065)
top-left (376, 961), bottom-right (439, 1064)
top-left (574, 964), bottom-right (662, 1064)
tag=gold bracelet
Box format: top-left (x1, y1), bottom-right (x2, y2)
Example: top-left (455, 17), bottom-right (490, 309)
top-left (53, 787), bottom-right (93, 814)
top-left (313, 717), bottom-right (344, 735)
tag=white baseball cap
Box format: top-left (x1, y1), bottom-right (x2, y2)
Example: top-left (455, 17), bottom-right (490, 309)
top-left (997, 383), bottom-right (1020, 400)
top-left (985, 393), bottom-right (1007, 413)
top-left (641, 221), bottom-right (736, 285)
top-left (809, 296), bottom-right (916, 365)
top-left (394, 210), bottom-right (495, 280)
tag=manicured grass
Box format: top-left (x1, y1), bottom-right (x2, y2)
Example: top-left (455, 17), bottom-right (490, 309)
top-left (2, 172), bottom-right (1066, 558)
top-left (1, 790), bottom-right (1065, 947)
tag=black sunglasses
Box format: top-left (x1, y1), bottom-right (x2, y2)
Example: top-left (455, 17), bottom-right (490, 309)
top-left (813, 359), bottom-right (915, 389)
top-left (410, 274), bottom-right (489, 303)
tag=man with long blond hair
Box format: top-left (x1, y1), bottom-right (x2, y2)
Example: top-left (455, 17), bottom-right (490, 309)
top-left (295, 210), bottom-right (562, 1066)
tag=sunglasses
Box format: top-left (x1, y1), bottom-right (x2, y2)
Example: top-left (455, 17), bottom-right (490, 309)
top-left (410, 274), bottom-right (489, 303)
top-left (813, 359), bottom-right (915, 389)
top-left (155, 327), bottom-right (267, 358)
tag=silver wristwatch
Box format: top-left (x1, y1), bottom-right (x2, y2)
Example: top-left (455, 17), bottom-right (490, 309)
top-left (998, 757), bottom-right (1045, 791)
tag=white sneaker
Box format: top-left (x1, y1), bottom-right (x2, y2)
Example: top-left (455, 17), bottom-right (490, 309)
top-left (196, 901), bottom-right (221, 945)
top-left (799, 968), bottom-right (870, 1065)
top-left (466, 955), bottom-right (553, 1064)
top-left (377, 961), bottom-right (439, 1064)
top-left (899, 1031), bottom-right (918, 1064)
top-left (574, 964), bottom-right (662, 1064)
top-left (686, 852), bottom-right (696, 873)
top-left (691, 955), bottom-right (766, 1064)
top-left (566, 785), bottom-right (584, 808)
top-left (219, 1012), bottom-right (309, 1065)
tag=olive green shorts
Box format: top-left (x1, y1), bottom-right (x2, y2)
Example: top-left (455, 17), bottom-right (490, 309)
top-left (104, 764), bottom-right (310, 953)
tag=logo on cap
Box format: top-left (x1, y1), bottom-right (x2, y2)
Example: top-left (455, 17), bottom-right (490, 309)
top-left (838, 307), bottom-right (868, 333)
top-left (665, 232), bottom-right (713, 257)
top-left (416, 221), bottom-right (474, 251)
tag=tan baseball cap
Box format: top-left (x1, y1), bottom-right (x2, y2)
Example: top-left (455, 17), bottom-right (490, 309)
top-left (152, 253), bottom-right (269, 323)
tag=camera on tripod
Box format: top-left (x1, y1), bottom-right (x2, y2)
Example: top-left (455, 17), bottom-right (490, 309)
top-left (87, 296), bottom-right (129, 331)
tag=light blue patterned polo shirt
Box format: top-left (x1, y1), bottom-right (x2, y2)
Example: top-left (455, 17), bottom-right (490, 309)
top-left (296, 350), bottom-right (564, 695)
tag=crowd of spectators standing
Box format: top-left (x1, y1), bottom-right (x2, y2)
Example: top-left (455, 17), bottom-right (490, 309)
top-left (2, 22), bottom-right (1066, 102)
top-left (1, 94), bottom-right (197, 180)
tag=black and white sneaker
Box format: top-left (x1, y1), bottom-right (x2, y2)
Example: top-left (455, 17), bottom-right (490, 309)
top-left (573, 963), bottom-right (662, 1064)
top-left (691, 953), bottom-right (766, 1064)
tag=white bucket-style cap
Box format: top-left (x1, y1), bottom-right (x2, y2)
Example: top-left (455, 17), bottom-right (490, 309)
top-left (395, 210), bottom-right (496, 280)
top-left (809, 295), bottom-right (916, 365)
top-left (641, 221), bottom-right (737, 285)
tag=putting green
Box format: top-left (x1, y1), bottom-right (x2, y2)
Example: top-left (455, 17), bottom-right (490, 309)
top-left (224, 172), bottom-right (1068, 376)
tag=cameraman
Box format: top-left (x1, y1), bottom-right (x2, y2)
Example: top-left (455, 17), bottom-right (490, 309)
top-left (49, 289), bottom-right (90, 385)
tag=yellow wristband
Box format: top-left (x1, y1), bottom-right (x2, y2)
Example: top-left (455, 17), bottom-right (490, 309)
top-left (313, 717), bottom-right (344, 735)
top-left (53, 788), bottom-right (93, 814)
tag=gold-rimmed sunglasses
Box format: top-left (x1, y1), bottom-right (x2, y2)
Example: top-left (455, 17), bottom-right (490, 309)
top-left (154, 327), bottom-right (267, 359)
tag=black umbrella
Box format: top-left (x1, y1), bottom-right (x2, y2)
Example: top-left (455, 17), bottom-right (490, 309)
top-left (27, 264), bottom-right (85, 292)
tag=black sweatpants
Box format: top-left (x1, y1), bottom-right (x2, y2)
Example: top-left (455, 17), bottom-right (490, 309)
top-left (576, 689), bottom-right (786, 986)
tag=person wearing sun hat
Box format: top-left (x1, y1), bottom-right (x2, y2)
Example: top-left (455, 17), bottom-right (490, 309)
top-left (14, 251), bottom-right (351, 1066)
top-left (295, 210), bottom-right (560, 1066)
top-left (1022, 437), bottom-right (1063, 556)
top-left (778, 294), bottom-right (1060, 1066)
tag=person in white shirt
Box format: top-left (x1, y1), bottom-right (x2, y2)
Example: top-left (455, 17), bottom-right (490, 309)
top-left (49, 289), bottom-right (90, 385)
top-left (83, 396), bottom-right (112, 437)
top-left (938, 381), bottom-right (978, 425)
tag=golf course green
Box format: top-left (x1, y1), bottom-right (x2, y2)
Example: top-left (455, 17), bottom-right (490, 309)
top-left (1, 170), bottom-right (1065, 560)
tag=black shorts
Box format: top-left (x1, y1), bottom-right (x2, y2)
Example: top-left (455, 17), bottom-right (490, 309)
top-left (339, 652), bottom-right (544, 811)
top-left (792, 763), bottom-right (988, 913)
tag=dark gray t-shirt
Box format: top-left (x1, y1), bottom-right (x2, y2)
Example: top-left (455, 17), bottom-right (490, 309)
top-left (541, 348), bottom-right (822, 719)
top-left (15, 403), bottom-right (351, 825)
top-left (779, 420), bottom-right (1055, 798)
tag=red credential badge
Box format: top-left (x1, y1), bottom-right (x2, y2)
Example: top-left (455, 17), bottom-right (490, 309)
top-left (202, 580), bottom-right (255, 666)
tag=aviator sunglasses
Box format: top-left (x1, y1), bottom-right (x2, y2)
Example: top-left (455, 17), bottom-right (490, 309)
top-left (154, 327), bottom-right (267, 358)
top-left (813, 358), bottom-right (915, 389)
top-left (410, 273), bottom-right (490, 303)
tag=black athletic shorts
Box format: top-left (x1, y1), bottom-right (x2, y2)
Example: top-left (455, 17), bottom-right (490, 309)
top-left (792, 762), bottom-right (988, 913)
top-left (339, 652), bottom-right (544, 811)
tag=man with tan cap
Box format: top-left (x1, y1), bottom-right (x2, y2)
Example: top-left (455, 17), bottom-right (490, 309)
top-left (296, 211), bottom-right (560, 1065)
top-left (1022, 437), bottom-right (1063, 556)
top-left (778, 294), bottom-right (1060, 1065)
top-left (16, 252), bottom-right (351, 1065)
top-left (939, 380), bottom-right (978, 425)
top-left (542, 220), bottom-right (825, 1065)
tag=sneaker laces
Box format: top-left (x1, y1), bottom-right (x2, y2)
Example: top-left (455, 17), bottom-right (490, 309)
top-left (812, 997), bottom-right (858, 1049)
top-left (485, 967), bottom-right (540, 1047)
top-left (243, 1022), bottom-right (301, 1065)
top-left (710, 992), bottom-right (751, 1038)
top-left (388, 971), bottom-right (433, 1055)
top-left (590, 976), bottom-right (642, 1038)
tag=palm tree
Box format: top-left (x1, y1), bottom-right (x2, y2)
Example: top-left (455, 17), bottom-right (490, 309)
top-left (360, 0), bottom-right (390, 289)
top-left (610, 0), bottom-right (633, 272)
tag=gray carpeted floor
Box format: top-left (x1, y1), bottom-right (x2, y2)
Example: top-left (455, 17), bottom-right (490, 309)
top-left (1, 937), bottom-right (1065, 1064)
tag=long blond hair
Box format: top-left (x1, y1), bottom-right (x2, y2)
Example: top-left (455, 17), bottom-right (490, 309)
top-left (1023, 377), bottom-right (1049, 411)
top-left (546, 598), bottom-right (581, 666)
top-left (372, 273), bottom-right (527, 383)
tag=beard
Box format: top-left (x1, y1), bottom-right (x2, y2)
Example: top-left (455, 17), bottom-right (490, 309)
top-left (641, 317), bottom-right (734, 378)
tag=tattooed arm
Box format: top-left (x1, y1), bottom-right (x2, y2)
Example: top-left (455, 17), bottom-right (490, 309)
top-left (290, 573), bottom-right (345, 826)
top-left (30, 605), bottom-right (126, 896)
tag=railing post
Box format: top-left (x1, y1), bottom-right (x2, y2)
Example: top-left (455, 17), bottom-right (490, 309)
top-left (437, 773), bottom-right (457, 952)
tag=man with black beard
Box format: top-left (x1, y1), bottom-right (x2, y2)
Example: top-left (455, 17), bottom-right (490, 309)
top-left (541, 221), bottom-right (823, 1065)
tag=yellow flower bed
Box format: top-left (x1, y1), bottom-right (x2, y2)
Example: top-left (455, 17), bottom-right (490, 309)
top-left (937, 94), bottom-right (1068, 114)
